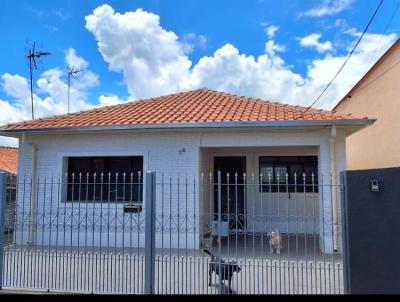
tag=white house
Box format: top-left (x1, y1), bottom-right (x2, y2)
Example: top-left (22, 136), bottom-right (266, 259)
top-left (0, 88), bottom-right (373, 254)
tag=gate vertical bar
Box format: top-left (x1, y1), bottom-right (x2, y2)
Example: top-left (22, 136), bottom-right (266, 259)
top-left (144, 171), bottom-right (156, 294)
top-left (0, 172), bottom-right (7, 289)
top-left (217, 170), bottom-right (222, 294)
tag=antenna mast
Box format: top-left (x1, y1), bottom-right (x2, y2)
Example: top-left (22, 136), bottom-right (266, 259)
top-left (67, 66), bottom-right (81, 114)
top-left (26, 41), bottom-right (51, 119)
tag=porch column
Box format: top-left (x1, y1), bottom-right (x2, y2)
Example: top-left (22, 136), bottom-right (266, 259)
top-left (318, 142), bottom-right (336, 254)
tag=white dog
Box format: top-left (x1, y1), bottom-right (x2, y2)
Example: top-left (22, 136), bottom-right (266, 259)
top-left (267, 230), bottom-right (282, 254)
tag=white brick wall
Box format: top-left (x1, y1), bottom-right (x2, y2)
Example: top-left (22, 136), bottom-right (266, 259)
top-left (15, 128), bottom-right (346, 252)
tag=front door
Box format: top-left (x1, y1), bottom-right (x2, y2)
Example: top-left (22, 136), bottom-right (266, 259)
top-left (213, 156), bottom-right (246, 230)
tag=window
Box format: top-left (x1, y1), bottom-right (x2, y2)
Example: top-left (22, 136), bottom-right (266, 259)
top-left (259, 156), bottom-right (318, 193)
top-left (66, 156), bottom-right (143, 203)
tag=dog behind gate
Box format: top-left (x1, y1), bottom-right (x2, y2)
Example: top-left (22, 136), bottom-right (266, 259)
top-left (267, 230), bottom-right (282, 254)
top-left (203, 249), bottom-right (241, 293)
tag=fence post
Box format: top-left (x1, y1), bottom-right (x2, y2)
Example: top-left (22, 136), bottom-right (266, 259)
top-left (217, 170), bottom-right (222, 294)
top-left (340, 171), bottom-right (350, 294)
top-left (144, 171), bottom-right (156, 294)
top-left (0, 172), bottom-right (7, 290)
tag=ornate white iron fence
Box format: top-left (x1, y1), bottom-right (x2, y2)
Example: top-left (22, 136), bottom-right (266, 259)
top-left (0, 171), bottom-right (344, 294)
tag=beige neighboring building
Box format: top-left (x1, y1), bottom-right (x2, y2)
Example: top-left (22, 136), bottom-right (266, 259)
top-left (334, 39), bottom-right (400, 170)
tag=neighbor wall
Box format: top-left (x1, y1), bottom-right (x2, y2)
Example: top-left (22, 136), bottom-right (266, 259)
top-left (335, 42), bottom-right (400, 170)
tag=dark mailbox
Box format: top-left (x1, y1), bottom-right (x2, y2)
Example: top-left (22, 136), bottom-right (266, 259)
top-left (123, 203), bottom-right (143, 213)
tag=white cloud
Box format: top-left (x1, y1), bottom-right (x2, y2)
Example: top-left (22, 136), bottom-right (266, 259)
top-left (183, 43), bottom-right (303, 101)
top-left (0, 98), bottom-right (29, 125)
top-left (85, 5), bottom-right (192, 99)
top-left (85, 5), bottom-right (397, 112)
top-left (98, 95), bottom-right (128, 107)
top-left (198, 35), bottom-right (207, 48)
top-left (299, 33), bottom-right (333, 53)
top-left (265, 40), bottom-right (286, 56)
top-left (54, 8), bottom-right (70, 21)
top-left (46, 25), bottom-right (59, 34)
top-left (181, 33), bottom-right (207, 54)
top-left (264, 25), bottom-right (279, 39)
top-left (65, 48), bottom-right (88, 70)
top-left (333, 19), bottom-right (349, 30)
top-left (302, 0), bottom-right (354, 17)
top-left (1, 73), bottom-right (31, 102)
top-left (0, 92), bottom-right (30, 147)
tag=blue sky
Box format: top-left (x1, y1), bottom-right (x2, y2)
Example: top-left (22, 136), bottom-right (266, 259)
top-left (0, 0), bottom-right (399, 145)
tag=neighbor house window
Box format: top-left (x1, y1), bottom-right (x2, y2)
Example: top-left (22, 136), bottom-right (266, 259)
top-left (66, 156), bottom-right (143, 203)
top-left (259, 156), bottom-right (318, 193)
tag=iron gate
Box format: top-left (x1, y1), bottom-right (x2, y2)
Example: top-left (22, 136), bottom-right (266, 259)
top-left (0, 171), bottom-right (344, 294)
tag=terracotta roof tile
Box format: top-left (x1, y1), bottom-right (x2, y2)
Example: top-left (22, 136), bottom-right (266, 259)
top-left (0, 147), bottom-right (18, 174)
top-left (1, 88), bottom-right (368, 131)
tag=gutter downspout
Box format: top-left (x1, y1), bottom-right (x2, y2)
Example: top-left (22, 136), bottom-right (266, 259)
top-left (330, 126), bottom-right (339, 252)
top-left (28, 142), bottom-right (38, 245)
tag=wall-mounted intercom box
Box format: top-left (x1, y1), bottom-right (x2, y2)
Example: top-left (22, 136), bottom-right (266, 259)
top-left (371, 180), bottom-right (379, 192)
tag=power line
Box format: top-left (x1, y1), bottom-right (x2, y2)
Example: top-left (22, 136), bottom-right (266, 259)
top-left (305, 0), bottom-right (384, 111)
top-left (347, 56), bottom-right (400, 98)
top-left (366, 0), bottom-right (400, 67)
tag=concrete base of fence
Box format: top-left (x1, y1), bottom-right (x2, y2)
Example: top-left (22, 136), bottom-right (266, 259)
top-left (0, 288), bottom-right (80, 295)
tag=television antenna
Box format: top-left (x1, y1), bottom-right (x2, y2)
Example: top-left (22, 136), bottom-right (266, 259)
top-left (25, 41), bottom-right (51, 119)
top-left (67, 66), bottom-right (81, 114)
